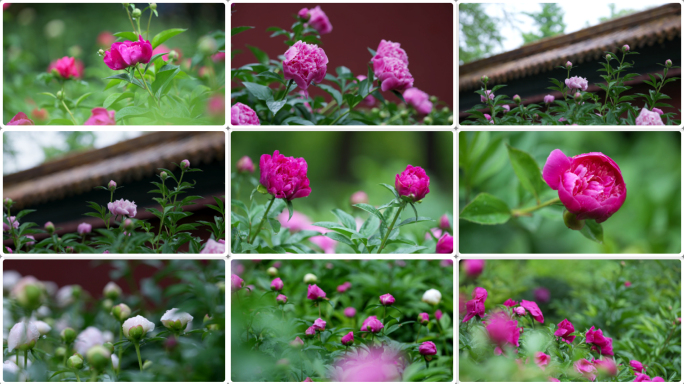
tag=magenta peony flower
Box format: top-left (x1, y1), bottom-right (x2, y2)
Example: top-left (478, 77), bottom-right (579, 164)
top-left (236, 156), bottom-right (254, 173)
top-left (574, 359), bottom-right (597, 381)
top-left (360, 315), bottom-right (379, 331)
top-left (463, 287), bottom-right (487, 323)
top-left (372, 56), bottom-right (414, 92)
top-left (305, 6), bottom-right (332, 34)
top-left (463, 259), bottom-right (484, 277)
top-left (520, 300), bottom-right (544, 323)
top-left (260, 150), bottom-right (311, 201)
top-left (365, 317), bottom-right (384, 333)
top-left (270, 277), bottom-right (284, 291)
top-left (435, 310), bottom-right (443, 320)
top-left (306, 284), bottom-right (326, 300)
top-left (350, 190), bottom-right (369, 205)
top-left (344, 307), bottom-right (356, 317)
top-left (77, 223), bottom-right (92, 235)
top-left (418, 312), bottom-right (429, 324)
top-left (544, 94), bottom-right (555, 104)
top-left (439, 214), bottom-right (450, 230)
top-left (395, 164), bottom-right (430, 202)
top-left (374, 40), bottom-right (409, 65)
top-left (534, 287), bottom-right (550, 303)
top-left (634, 374), bottom-right (651, 382)
top-left (636, 107), bottom-right (664, 125)
top-left (593, 358), bottom-right (618, 376)
top-left (211, 51), bottom-right (225, 62)
top-left (565, 76), bottom-right (588, 92)
top-left (331, 345), bottom-right (405, 381)
top-left (231, 274), bottom-right (243, 292)
top-left (337, 281), bottom-right (352, 293)
top-left (200, 238), bottom-right (225, 254)
top-left (630, 360), bottom-right (644, 373)
top-left (403, 87), bottom-right (433, 114)
top-left (207, 95), bottom-right (225, 117)
top-left (313, 318), bottom-right (326, 331)
top-left (231, 102), bottom-right (260, 126)
top-left (309, 231), bottom-right (337, 254)
top-left (379, 293), bottom-right (395, 306)
top-left (625, 281), bottom-right (632, 287)
top-left (341, 331), bottom-right (354, 346)
top-left (542, 149), bottom-right (626, 223)
top-left (480, 90), bottom-right (494, 104)
top-left (305, 326), bottom-right (316, 337)
top-left (436, 233), bottom-right (453, 253)
top-left (651, 377), bottom-right (665, 382)
top-left (303, 378), bottom-right (313, 382)
top-left (513, 307), bottom-right (526, 316)
top-left (283, 41), bottom-right (328, 90)
top-left (276, 294), bottom-right (287, 304)
top-left (47, 57), bottom-right (83, 79)
top-left (554, 319), bottom-right (576, 344)
top-left (3, 216), bottom-right (19, 232)
top-left (84, 108), bottom-right (116, 125)
top-left (586, 326), bottom-right (614, 355)
top-left (484, 312), bottom-right (520, 348)
top-left (503, 299), bottom-right (518, 307)
top-left (355, 76), bottom-right (376, 106)
top-left (535, 352), bottom-right (550, 370)
top-left (103, 35), bottom-right (153, 70)
top-left (297, 7), bottom-right (309, 19)
top-left (419, 341), bottom-right (437, 355)
top-left (7, 112), bottom-right (34, 125)
top-left (107, 199), bottom-right (137, 217)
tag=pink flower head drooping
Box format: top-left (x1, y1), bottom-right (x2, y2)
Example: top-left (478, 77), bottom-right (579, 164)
top-left (84, 108), bottom-right (116, 125)
top-left (395, 164), bottom-right (430, 202)
top-left (107, 199), bottom-right (137, 217)
top-left (3, 216), bottom-right (19, 232)
top-left (565, 76), bottom-right (588, 93)
top-left (231, 274), bottom-right (244, 292)
top-left (372, 56), bottom-right (414, 92)
top-left (630, 360), bottom-right (644, 373)
top-left (534, 287), bottom-right (550, 303)
top-left (7, 112), bottom-right (34, 125)
top-left (379, 293), bottom-right (395, 306)
top-left (282, 41), bottom-right (328, 90)
top-left (480, 90), bottom-right (495, 104)
top-left (542, 149), bottom-right (626, 223)
top-left (77, 223), bottom-right (92, 235)
top-left (520, 300), bottom-right (544, 323)
top-left (47, 57), bottom-right (83, 79)
top-left (463, 287), bottom-right (487, 323)
top-left (554, 319), bottom-right (576, 344)
top-left (463, 259), bottom-right (484, 277)
top-left (306, 284), bottom-right (326, 300)
top-left (419, 341), bottom-right (437, 355)
top-left (544, 94), bottom-right (555, 104)
top-left (574, 359), bottom-right (597, 381)
top-left (231, 102), bottom-right (260, 126)
top-left (436, 233), bottom-right (453, 254)
top-left (313, 318), bottom-right (326, 331)
top-left (103, 35), bottom-right (153, 70)
top-left (635, 107), bottom-right (665, 125)
top-left (403, 87), bottom-right (433, 115)
top-left (585, 326), bottom-right (614, 355)
top-left (503, 299), bottom-right (518, 307)
top-left (374, 40), bottom-right (409, 65)
top-left (260, 150), bottom-right (311, 201)
top-left (305, 6), bottom-right (332, 34)
top-left (535, 352), bottom-right (550, 370)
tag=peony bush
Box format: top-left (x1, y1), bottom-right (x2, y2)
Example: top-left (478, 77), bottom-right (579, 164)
top-left (3, 160), bottom-right (225, 254)
top-left (462, 47), bottom-right (680, 125)
top-left (231, 259), bottom-right (453, 381)
top-left (230, 5), bottom-right (452, 125)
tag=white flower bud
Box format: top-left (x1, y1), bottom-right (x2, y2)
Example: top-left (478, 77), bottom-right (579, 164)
top-left (267, 267), bottom-right (278, 276)
top-left (122, 315), bottom-right (155, 341)
top-left (74, 326), bottom-right (106, 356)
top-left (103, 282), bottom-right (122, 300)
top-left (422, 289), bottom-right (442, 305)
top-left (8, 321), bottom-right (40, 351)
top-left (303, 273), bottom-right (317, 283)
top-left (33, 320), bottom-right (51, 336)
top-left (160, 308), bottom-right (193, 333)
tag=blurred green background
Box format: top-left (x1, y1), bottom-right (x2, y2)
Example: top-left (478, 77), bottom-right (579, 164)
top-left (3, 3), bottom-right (225, 124)
top-left (232, 131), bottom-right (454, 243)
top-left (459, 131), bottom-right (681, 253)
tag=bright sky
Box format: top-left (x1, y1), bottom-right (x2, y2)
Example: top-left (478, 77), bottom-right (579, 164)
top-left (3, 132), bottom-right (144, 174)
top-left (469, 2), bottom-right (663, 56)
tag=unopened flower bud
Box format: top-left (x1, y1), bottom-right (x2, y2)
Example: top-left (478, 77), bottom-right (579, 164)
top-left (622, 44), bottom-right (630, 52)
top-left (108, 180), bottom-right (117, 190)
top-left (563, 210), bottom-right (585, 231)
top-left (423, 116), bottom-right (432, 124)
top-left (666, 59), bottom-right (672, 68)
top-left (236, 156), bottom-right (254, 173)
top-left (534, 113), bottom-right (539, 119)
top-left (150, 3), bottom-right (157, 10)
top-left (441, 107), bottom-right (449, 113)
top-left (379, 111), bottom-right (389, 119)
top-left (203, 314), bottom-right (212, 324)
top-left (111, 303), bottom-right (131, 322)
top-left (429, 95), bottom-right (438, 103)
top-left (123, 219), bottom-right (133, 231)
top-left (44, 221), bottom-right (55, 232)
top-left (98, 48), bottom-right (105, 57)
top-left (61, 327), bottom-right (77, 344)
top-left (566, 61), bottom-right (572, 68)
top-left (606, 54), bottom-right (611, 61)
top-left (160, 171), bottom-right (168, 180)
top-left (198, 36), bottom-right (218, 55)
top-left (513, 94), bottom-right (521, 104)
top-left (481, 75), bottom-right (489, 83)
top-left (102, 299), bottom-right (113, 311)
top-left (400, 109), bottom-right (408, 117)
top-left (180, 159), bottom-right (190, 170)
top-left (303, 273), bottom-right (317, 283)
top-left (448, 115), bottom-right (453, 123)
top-left (169, 50), bottom-right (179, 61)
top-left (4, 197), bottom-right (13, 208)
top-left (86, 345), bottom-right (111, 371)
top-left (56, 90), bottom-right (64, 100)
top-left (574, 92), bottom-right (582, 101)
top-left (102, 342), bottom-right (114, 353)
top-left (103, 281), bottom-right (122, 300)
top-left (371, 108), bottom-right (379, 114)
top-left (298, 8), bottom-right (310, 21)
top-left (266, 267), bottom-right (277, 277)
top-left (55, 346), bottom-right (67, 358)
top-left (276, 358), bottom-right (289, 368)
top-left (418, 313), bottom-right (429, 325)
top-left (131, 8), bottom-right (141, 17)
top-left (142, 360), bottom-right (152, 370)
top-left (16, 282), bottom-right (44, 310)
top-left (350, 191), bottom-right (368, 206)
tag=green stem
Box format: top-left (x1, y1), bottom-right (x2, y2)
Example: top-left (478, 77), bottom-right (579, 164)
top-left (90, 370), bottom-right (97, 382)
top-left (377, 204), bottom-right (404, 253)
top-left (134, 342), bottom-right (143, 372)
top-left (60, 86), bottom-right (78, 125)
top-left (318, 303), bottom-right (322, 319)
top-left (125, 8), bottom-right (137, 34)
top-left (319, 100), bottom-right (337, 114)
top-left (171, 169), bottom-right (185, 211)
top-left (249, 196), bottom-right (276, 244)
top-left (424, 356), bottom-right (429, 369)
top-left (24, 350), bottom-right (28, 369)
top-left (330, 110), bottom-right (350, 125)
top-left (118, 326), bottom-right (123, 373)
top-left (75, 372), bottom-right (81, 382)
top-left (136, 65), bottom-right (161, 109)
top-left (382, 306), bottom-right (386, 336)
top-left (146, 9), bottom-right (153, 40)
top-left (511, 198), bottom-right (560, 217)
top-left (415, 325), bottom-right (421, 343)
top-left (280, 79), bottom-right (294, 101)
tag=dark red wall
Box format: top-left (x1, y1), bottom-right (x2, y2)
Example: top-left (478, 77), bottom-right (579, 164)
top-left (231, 3), bottom-right (454, 107)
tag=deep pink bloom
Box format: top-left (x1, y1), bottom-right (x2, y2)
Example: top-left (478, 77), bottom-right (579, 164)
top-left (439, 214), bottom-right (450, 230)
top-left (630, 360), bottom-right (644, 373)
top-left (107, 199), bottom-right (137, 217)
top-left (305, 326), bottom-right (316, 337)
top-left (636, 107), bottom-right (664, 125)
top-left (652, 108), bottom-right (664, 115)
top-left (97, 31), bottom-right (116, 47)
top-left (207, 95), bottom-right (225, 117)
top-left (331, 345), bottom-right (405, 381)
top-left (544, 95), bottom-right (555, 104)
top-left (305, 6), bottom-right (332, 34)
top-left (350, 190), bottom-right (369, 206)
top-left (472, 287), bottom-right (487, 302)
top-left (542, 149), bottom-right (626, 223)
top-left (84, 108), bottom-right (116, 125)
top-left (283, 41), bottom-right (328, 90)
top-left (360, 315), bottom-right (379, 331)
top-left (395, 164), bottom-right (430, 202)
top-left (534, 287), bottom-right (550, 303)
top-left (365, 317), bottom-right (384, 333)
top-left (586, 326), bottom-right (614, 355)
top-left (463, 289), bottom-right (486, 323)
top-left (418, 312), bottom-right (429, 324)
top-left (303, 378), bottom-right (313, 382)
top-left (480, 90), bottom-right (494, 104)
top-left (463, 259), bottom-right (484, 277)
top-left (307, 284), bottom-right (326, 300)
top-left (211, 51), bottom-right (225, 62)
top-left (313, 318), bottom-right (326, 331)
top-left (236, 156), bottom-right (254, 173)
top-left (484, 312), bottom-right (520, 348)
top-left (593, 358), bottom-right (618, 376)
top-left (436, 233), bottom-right (453, 253)
top-left (520, 300), bottom-right (544, 323)
top-left (503, 299), bottom-right (518, 307)
top-left (276, 294), bottom-right (287, 304)
top-left (231, 274), bottom-right (244, 292)
top-left (379, 293), bottom-right (395, 306)
top-left (574, 359), bottom-right (597, 381)
top-left (634, 374), bottom-right (651, 382)
top-left (337, 282), bottom-right (352, 293)
top-left (503, 105), bottom-right (510, 112)
top-left (565, 76), bottom-right (588, 92)
top-left (200, 238), bottom-right (225, 254)
top-left (403, 87), bottom-right (433, 114)
top-left (513, 307), bottom-right (526, 316)
top-left (271, 278), bottom-right (284, 291)
top-left (374, 40), bottom-right (409, 65)
top-left (554, 319), bottom-right (576, 344)
top-left (231, 102), bottom-right (260, 125)
top-left (47, 57), bottom-right (83, 79)
top-left (7, 112), bottom-right (34, 125)
top-left (297, 7), bottom-right (309, 19)
top-left (355, 76), bottom-right (376, 106)
top-left (434, 310), bottom-right (443, 321)
top-left (103, 35), bottom-right (153, 70)
top-left (344, 307), bottom-right (356, 317)
top-left (309, 231), bottom-right (337, 254)
top-left (77, 223), bottom-right (92, 235)
top-left (419, 341), bottom-right (437, 355)
top-left (535, 352), bottom-right (550, 370)
top-left (372, 56), bottom-right (414, 92)
top-left (625, 281), bottom-right (632, 287)
top-left (341, 331), bottom-right (354, 345)
top-left (651, 377), bottom-right (665, 382)
top-left (3, 216), bottom-right (19, 232)
top-left (260, 150), bottom-right (311, 201)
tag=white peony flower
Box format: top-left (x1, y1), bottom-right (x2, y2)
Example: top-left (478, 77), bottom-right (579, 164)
top-left (7, 354), bottom-right (31, 368)
top-left (74, 326), bottom-right (105, 355)
top-left (8, 321), bottom-right (40, 352)
top-left (160, 308), bottom-right (194, 332)
top-left (56, 285), bottom-right (79, 307)
top-left (3, 360), bottom-right (19, 374)
top-left (103, 330), bottom-right (114, 343)
top-left (303, 273), bottom-right (317, 283)
top-left (111, 354), bottom-right (119, 370)
top-left (3, 271), bottom-right (21, 291)
top-left (422, 289), bottom-right (442, 305)
top-left (32, 320), bottom-right (51, 336)
top-left (36, 305), bottom-right (51, 318)
top-left (122, 315), bottom-right (155, 340)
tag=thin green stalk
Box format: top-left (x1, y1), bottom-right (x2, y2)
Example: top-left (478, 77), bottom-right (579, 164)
top-left (330, 110), bottom-right (350, 125)
top-left (377, 205), bottom-right (404, 253)
top-left (318, 303), bottom-right (322, 319)
top-left (511, 198), bottom-right (560, 217)
top-left (16, 350), bottom-right (20, 370)
top-left (424, 356), bottom-right (429, 369)
top-left (90, 370), bottom-right (97, 382)
top-left (135, 65), bottom-right (160, 109)
top-left (118, 326), bottom-right (123, 373)
top-left (60, 84), bottom-right (78, 124)
top-left (382, 307), bottom-right (386, 335)
top-left (125, 7), bottom-right (137, 34)
top-left (24, 350), bottom-right (28, 369)
top-left (249, 196), bottom-right (276, 244)
top-left (415, 324), bottom-right (421, 343)
top-left (75, 372), bottom-right (81, 382)
top-left (134, 342), bottom-right (143, 371)
top-left (146, 10), bottom-right (153, 40)
top-left (280, 79), bottom-right (294, 101)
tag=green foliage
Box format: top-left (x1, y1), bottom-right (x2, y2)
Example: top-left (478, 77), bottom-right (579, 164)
top-left (521, 4), bottom-right (566, 45)
top-left (458, 4), bottom-right (504, 65)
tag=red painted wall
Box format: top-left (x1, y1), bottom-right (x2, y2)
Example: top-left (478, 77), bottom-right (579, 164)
top-left (231, 3), bottom-right (454, 107)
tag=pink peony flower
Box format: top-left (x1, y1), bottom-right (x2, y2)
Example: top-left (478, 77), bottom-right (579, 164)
top-left (636, 107), bottom-right (664, 125)
top-left (630, 360), bottom-right (644, 373)
top-left (544, 94), bottom-right (555, 104)
top-left (77, 223), bottom-right (92, 235)
top-left (463, 259), bottom-right (484, 277)
top-left (418, 312), bottom-right (429, 324)
top-left (276, 294), bottom-right (287, 304)
top-left (303, 378), bottom-right (313, 382)
top-left (211, 51), bottom-right (225, 62)
top-left (480, 90), bottom-right (494, 104)
top-left (355, 76), bottom-right (376, 106)
top-left (107, 199), bottom-right (137, 217)
top-left (554, 319), bottom-right (576, 344)
top-left (520, 300), bottom-right (544, 323)
top-left (305, 326), bottom-right (316, 337)
top-left (652, 108), bottom-right (664, 115)
top-left (344, 307), bottom-right (356, 317)
top-left (341, 331), bottom-right (354, 345)
top-left (565, 76), bottom-right (588, 92)
top-left (103, 35), bottom-right (153, 70)
top-left (231, 274), bottom-right (243, 292)
top-left (374, 40), bottom-right (409, 65)
top-left (634, 373), bottom-right (651, 382)
top-left (277, 210), bottom-right (312, 233)
top-left (484, 312), bottom-right (520, 348)
top-left (623, 44), bottom-right (630, 51)
top-left (360, 315), bottom-right (379, 331)
top-left (542, 149), bottom-right (626, 223)
top-left (350, 190), bottom-right (369, 206)
top-left (283, 41), bottom-right (328, 90)
top-left (365, 317), bottom-right (384, 333)
top-left (502, 105), bottom-right (510, 112)
top-left (331, 345), bottom-right (405, 381)
top-left (3, 216), bottom-right (19, 232)
top-left (260, 150), bottom-right (311, 201)
top-left (271, 278), bottom-right (284, 291)
top-left (463, 287), bottom-right (487, 323)
top-left (484, 113), bottom-right (492, 121)
top-left (651, 377), bottom-right (665, 382)
top-left (625, 281), bottom-right (632, 287)
top-left (435, 233), bottom-right (452, 254)
top-left (97, 31), bottom-right (116, 47)
top-left (419, 341), bottom-right (437, 355)
top-left (372, 56), bottom-right (414, 92)
top-left (306, 284), bottom-right (326, 300)
top-left (231, 102), bottom-right (260, 125)
top-left (31, 108), bottom-right (48, 122)
top-left (435, 310), bottom-right (443, 320)
top-left (236, 156), bottom-right (254, 173)
top-left (84, 108), bottom-right (116, 125)
top-left (337, 282), bottom-right (352, 293)
top-left (513, 307), bottom-right (526, 316)
top-left (503, 299), bottom-right (518, 307)
top-left (534, 287), bottom-right (550, 303)
top-left (207, 95), bottom-right (225, 117)
top-left (558, 117), bottom-right (567, 122)
top-left (593, 358), bottom-right (618, 376)
top-left (395, 164), bottom-right (430, 202)
top-left (313, 318), bottom-right (326, 331)
top-left (535, 352), bottom-right (550, 370)
top-left (7, 112), bottom-right (34, 125)
top-left (403, 87), bottom-right (433, 114)
top-left (566, 61), bottom-right (572, 67)
top-left (586, 326), bottom-right (614, 355)
top-left (47, 57), bottom-right (83, 79)
top-left (290, 336), bottom-right (304, 347)
top-left (439, 214), bottom-right (450, 230)
top-left (379, 293), bottom-right (395, 306)
top-left (305, 6), bottom-right (332, 34)
top-left (574, 358), bottom-right (597, 381)
top-left (200, 238), bottom-right (225, 254)
top-left (297, 7), bottom-right (309, 19)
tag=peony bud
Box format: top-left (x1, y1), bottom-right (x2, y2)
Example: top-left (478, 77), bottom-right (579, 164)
top-left (418, 312), bottom-right (429, 325)
top-left (55, 347), bottom-right (66, 358)
top-left (305, 326), bottom-right (316, 338)
top-left (435, 310), bottom-right (443, 320)
top-left (34, 320), bottom-right (51, 335)
top-left (513, 94), bottom-right (521, 104)
top-left (160, 171), bottom-right (168, 180)
top-left (422, 289), bottom-right (442, 305)
top-left (111, 303), bottom-right (131, 322)
top-left (563, 210), bottom-right (585, 231)
top-left (150, 3), bottom-right (157, 10)
top-left (270, 277), bottom-right (284, 291)
top-left (142, 360), bottom-right (152, 370)
top-left (665, 59), bottom-right (672, 68)
top-left (303, 273), bottom-right (317, 283)
top-left (124, 219), bottom-right (133, 231)
top-left (574, 92), bottom-right (582, 102)
top-left (350, 191), bottom-right (369, 206)
top-left (481, 75), bottom-right (489, 83)
top-left (103, 282), bottom-right (122, 300)
top-left (180, 159), bottom-right (190, 170)
top-left (276, 294), bottom-right (288, 304)
top-left (122, 315), bottom-right (155, 341)
top-left (236, 156), bottom-right (254, 173)
top-left (198, 36), bottom-right (218, 55)
top-left (131, 8), bottom-right (141, 17)
top-left (164, 336), bottom-right (178, 350)
top-left (514, 306), bottom-right (527, 316)
top-left (160, 308), bottom-right (193, 333)
top-left (419, 341), bottom-right (437, 356)
top-left (439, 214), bottom-right (450, 230)
top-left (86, 345), bottom-right (111, 371)
top-left (429, 95), bottom-right (438, 103)
top-left (344, 307), bottom-right (356, 317)
top-left (4, 197), bottom-right (13, 208)
top-left (267, 267), bottom-right (278, 277)
top-left (379, 293), bottom-right (395, 306)
top-left (290, 336), bottom-right (304, 348)
top-left (108, 180), bottom-right (117, 190)
top-left (8, 321), bottom-right (40, 351)
top-left (423, 116), bottom-right (432, 124)
top-left (102, 299), bottom-right (113, 311)
top-left (102, 342), bottom-right (114, 353)
top-left (61, 327), bottom-right (76, 344)
top-left (622, 44), bottom-right (629, 52)
top-left (13, 281), bottom-right (44, 310)
top-left (566, 61), bottom-right (572, 68)
top-left (606, 54), bottom-right (611, 60)
top-left (77, 222), bottom-right (92, 235)
top-left (448, 115), bottom-right (453, 123)
top-left (341, 331), bottom-right (354, 346)
top-left (67, 354), bottom-right (84, 369)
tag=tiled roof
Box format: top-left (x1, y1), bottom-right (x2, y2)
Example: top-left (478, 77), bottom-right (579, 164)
top-left (4, 131), bottom-right (225, 209)
top-left (459, 3), bottom-right (681, 92)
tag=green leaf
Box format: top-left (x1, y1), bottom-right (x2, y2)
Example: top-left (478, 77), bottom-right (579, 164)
top-left (282, 116), bottom-right (314, 125)
top-left (232, 26), bottom-right (254, 36)
top-left (152, 64), bottom-right (180, 97)
top-left (367, 47), bottom-right (377, 56)
top-left (331, 208), bottom-right (357, 230)
top-left (104, 73), bottom-right (144, 89)
top-left (268, 218), bottom-right (281, 234)
top-left (353, 203), bottom-right (385, 223)
top-left (103, 92), bottom-right (134, 109)
top-left (286, 200), bottom-right (294, 222)
top-left (336, 66), bottom-right (353, 79)
top-left (115, 106), bottom-right (152, 121)
top-left (243, 81), bottom-right (273, 101)
top-left (379, 183), bottom-right (400, 199)
top-left (151, 28), bottom-right (188, 49)
top-left (255, 71), bottom-right (284, 83)
top-left (389, 245), bottom-right (427, 254)
top-left (316, 84), bottom-right (343, 107)
top-left (391, 90), bottom-right (406, 104)
top-left (39, 92), bottom-right (57, 99)
top-left (396, 216), bottom-right (433, 228)
top-left (459, 193), bottom-right (511, 225)
top-left (144, 52), bottom-right (168, 74)
top-left (113, 31), bottom-right (139, 41)
top-left (505, 144), bottom-right (545, 204)
top-left (579, 219), bottom-right (604, 244)
top-left (47, 119), bottom-right (75, 125)
top-left (266, 100), bottom-right (287, 116)
top-left (74, 92), bottom-right (93, 107)
top-left (246, 45), bottom-right (269, 66)
top-left (104, 79), bottom-right (123, 91)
